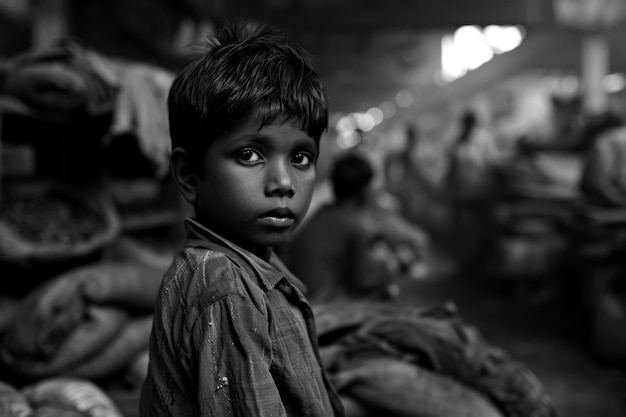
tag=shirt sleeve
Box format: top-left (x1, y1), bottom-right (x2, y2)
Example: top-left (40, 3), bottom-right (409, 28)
top-left (191, 294), bottom-right (287, 417)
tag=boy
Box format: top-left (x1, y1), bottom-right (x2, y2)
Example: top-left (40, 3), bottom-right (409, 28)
top-left (140, 20), bottom-right (344, 417)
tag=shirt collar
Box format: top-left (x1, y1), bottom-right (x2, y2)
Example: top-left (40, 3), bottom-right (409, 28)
top-left (183, 218), bottom-right (306, 293)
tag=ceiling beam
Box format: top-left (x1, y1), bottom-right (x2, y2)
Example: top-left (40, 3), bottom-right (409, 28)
top-left (219, 0), bottom-right (558, 33)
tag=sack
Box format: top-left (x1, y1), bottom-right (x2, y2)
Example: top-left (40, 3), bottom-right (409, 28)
top-left (0, 380), bottom-right (33, 417)
top-left (22, 377), bottom-right (123, 417)
top-left (0, 183), bottom-right (120, 264)
top-left (333, 357), bottom-right (503, 417)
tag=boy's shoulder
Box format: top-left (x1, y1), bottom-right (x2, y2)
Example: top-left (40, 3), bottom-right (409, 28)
top-left (165, 245), bottom-right (267, 309)
top-left (162, 218), bottom-right (300, 308)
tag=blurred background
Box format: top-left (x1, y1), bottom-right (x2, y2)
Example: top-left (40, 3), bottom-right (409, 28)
top-left (0, 1), bottom-right (626, 416)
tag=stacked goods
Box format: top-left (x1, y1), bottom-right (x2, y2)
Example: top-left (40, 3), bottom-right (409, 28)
top-left (0, 378), bottom-right (123, 417)
top-left (0, 39), bottom-right (118, 119)
top-left (314, 302), bottom-right (559, 417)
top-left (331, 356), bottom-right (502, 417)
top-left (0, 380), bottom-right (32, 417)
top-left (500, 151), bottom-right (583, 202)
top-left (0, 185), bottom-right (120, 264)
top-left (2, 192), bottom-right (106, 246)
top-left (0, 262), bottom-right (163, 385)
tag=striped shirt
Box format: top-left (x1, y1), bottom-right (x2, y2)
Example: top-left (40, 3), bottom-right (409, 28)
top-left (140, 218), bottom-right (343, 417)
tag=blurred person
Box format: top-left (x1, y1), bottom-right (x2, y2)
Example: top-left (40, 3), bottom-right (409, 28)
top-left (384, 124), bottom-right (450, 245)
top-left (579, 121), bottom-right (626, 208)
top-left (285, 152), bottom-right (429, 304)
top-left (445, 110), bottom-right (507, 276)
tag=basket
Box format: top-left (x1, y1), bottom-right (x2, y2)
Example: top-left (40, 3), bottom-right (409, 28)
top-left (0, 183), bottom-right (121, 264)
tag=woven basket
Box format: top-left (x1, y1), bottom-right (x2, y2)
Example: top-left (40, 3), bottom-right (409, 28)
top-left (0, 183), bottom-right (120, 263)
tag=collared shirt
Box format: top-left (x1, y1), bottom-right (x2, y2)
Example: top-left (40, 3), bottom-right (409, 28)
top-left (140, 218), bottom-right (343, 417)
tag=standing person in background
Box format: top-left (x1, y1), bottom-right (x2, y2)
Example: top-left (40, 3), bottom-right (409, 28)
top-left (140, 20), bottom-right (344, 417)
top-left (446, 110), bottom-right (505, 277)
top-left (384, 124), bottom-right (450, 247)
top-left (285, 152), bottom-right (429, 304)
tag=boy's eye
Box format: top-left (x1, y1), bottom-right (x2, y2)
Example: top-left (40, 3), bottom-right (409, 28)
top-left (292, 152), bottom-right (314, 167)
top-left (236, 149), bottom-right (262, 164)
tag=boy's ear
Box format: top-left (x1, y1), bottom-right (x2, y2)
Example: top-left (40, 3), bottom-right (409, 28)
top-left (170, 147), bottom-right (198, 205)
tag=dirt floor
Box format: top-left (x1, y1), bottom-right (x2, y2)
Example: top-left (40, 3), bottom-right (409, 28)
top-left (396, 251), bottom-right (626, 417)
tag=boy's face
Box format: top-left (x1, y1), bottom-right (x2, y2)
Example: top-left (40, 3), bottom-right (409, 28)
top-left (193, 120), bottom-right (318, 258)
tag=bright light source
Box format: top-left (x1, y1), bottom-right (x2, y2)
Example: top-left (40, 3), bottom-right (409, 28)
top-left (354, 112), bottom-right (376, 132)
top-left (441, 34), bottom-right (467, 82)
top-left (336, 130), bottom-right (361, 149)
top-left (561, 75), bottom-right (579, 94)
top-left (395, 90), bottom-right (414, 107)
top-left (380, 101), bottom-right (396, 118)
top-left (454, 25), bottom-right (483, 41)
top-left (604, 72), bottom-right (626, 93)
top-left (454, 25), bottom-right (493, 71)
top-left (367, 107), bottom-right (385, 125)
top-left (336, 115), bottom-right (357, 133)
top-left (441, 25), bottom-right (524, 82)
top-left (484, 25), bottom-right (525, 54)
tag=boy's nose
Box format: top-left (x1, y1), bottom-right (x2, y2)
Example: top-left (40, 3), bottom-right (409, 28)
top-left (266, 162), bottom-right (295, 197)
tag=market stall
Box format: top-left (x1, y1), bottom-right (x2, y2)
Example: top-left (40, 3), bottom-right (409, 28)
top-left (0, 38), bottom-right (183, 416)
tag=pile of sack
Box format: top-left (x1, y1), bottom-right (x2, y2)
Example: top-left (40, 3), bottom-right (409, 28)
top-left (0, 262), bottom-right (162, 385)
top-left (1, 377), bottom-right (124, 417)
top-left (314, 301), bottom-right (559, 417)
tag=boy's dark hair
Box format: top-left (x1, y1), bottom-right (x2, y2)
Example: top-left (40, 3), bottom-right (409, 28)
top-left (168, 20), bottom-right (328, 169)
top-left (331, 153), bottom-right (374, 201)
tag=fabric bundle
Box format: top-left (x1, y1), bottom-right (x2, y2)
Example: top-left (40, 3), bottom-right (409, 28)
top-left (314, 302), bottom-right (559, 417)
top-left (0, 262), bottom-right (164, 384)
top-left (333, 356), bottom-right (501, 417)
top-left (0, 39), bottom-right (118, 118)
top-left (0, 380), bottom-right (32, 417)
top-left (501, 152), bottom-right (583, 202)
top-left (107, 63), bottom-right (174, 178)
top-left (0, 377), bottom-right (123, 417)
top-left (0, 39), bottom-right (174, 177)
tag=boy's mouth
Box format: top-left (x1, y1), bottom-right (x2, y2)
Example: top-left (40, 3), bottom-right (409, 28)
top-left (258, 208), bottom-right (295, 227)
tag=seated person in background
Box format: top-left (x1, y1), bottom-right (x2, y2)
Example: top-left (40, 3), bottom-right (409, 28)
top-left (579, 124), bottom-right (626, 209)
top-left (284, 152), bottom-right (429, 304)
